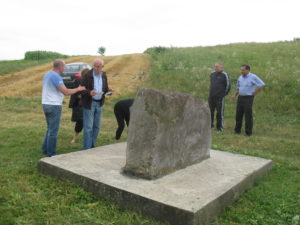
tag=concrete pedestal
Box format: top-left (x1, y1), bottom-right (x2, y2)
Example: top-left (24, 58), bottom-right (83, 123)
top-left (38, 143), bottom-right (272, 225)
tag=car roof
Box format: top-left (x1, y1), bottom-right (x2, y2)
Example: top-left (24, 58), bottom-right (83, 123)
top-left (66, 62), bottom-right (90, 65)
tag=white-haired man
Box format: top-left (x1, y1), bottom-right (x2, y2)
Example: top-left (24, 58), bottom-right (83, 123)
top-left (81, 59), bottom-right (113, 149)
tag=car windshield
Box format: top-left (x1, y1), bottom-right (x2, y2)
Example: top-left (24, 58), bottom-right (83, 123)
top-left (64, 65), bottom-right (83, 73)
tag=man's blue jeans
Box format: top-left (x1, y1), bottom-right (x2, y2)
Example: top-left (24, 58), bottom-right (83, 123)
top-left (42, 104), bottom-right (62, 157)
top-left (83, 101), bottom-right (102, 150)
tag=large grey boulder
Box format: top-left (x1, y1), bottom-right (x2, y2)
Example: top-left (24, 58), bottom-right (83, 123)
top-left (123, 88), bottom-right (211, 179)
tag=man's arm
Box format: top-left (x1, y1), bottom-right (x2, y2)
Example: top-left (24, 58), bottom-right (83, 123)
top-left (252, 75), bottom-right (265, 96)
top-left (80, 73), bottom-right (97, 96)
top-left (58, 85), bottom-right (86, 96)
top-left (253, 86), bottom-right (263, 96)
top-left (223, 72), bottom-right (231, 95)
top-left (103, 73), bottom-right (113, 94)
top-left (231, 89), bottom-right (239, 100)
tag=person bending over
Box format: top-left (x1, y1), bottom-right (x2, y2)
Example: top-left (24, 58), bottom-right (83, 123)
top-left (114, 98), bottom-right (134, 141)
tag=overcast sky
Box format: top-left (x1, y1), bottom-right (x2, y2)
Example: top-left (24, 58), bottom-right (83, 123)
top-left (0, 0), bottom-right (299, 60)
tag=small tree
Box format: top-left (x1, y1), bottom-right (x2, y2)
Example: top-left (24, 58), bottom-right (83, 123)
top-left (97, 46), bottom-right (106, 56)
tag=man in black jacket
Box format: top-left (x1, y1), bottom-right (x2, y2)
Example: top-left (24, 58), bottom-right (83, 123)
top-left (208, 62), bottom-right (231, 131)
top-left (81, 59), bottom-right (113, 149)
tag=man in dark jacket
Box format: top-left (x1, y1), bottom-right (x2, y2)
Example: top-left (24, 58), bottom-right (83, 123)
top-left (208, 62), bottom-right (231, 131)
top-left (81, 59), bottom-right (112, 149)
top-left (114, 99), bottom-right (134, 141)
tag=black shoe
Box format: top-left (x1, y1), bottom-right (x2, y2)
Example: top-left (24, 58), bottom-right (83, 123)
top-left (216, 128), bottom-right (223, 132)
top-left (234, 131), bottom-right (241, 134)
top-left (246, 133), bottom-right (252, 136)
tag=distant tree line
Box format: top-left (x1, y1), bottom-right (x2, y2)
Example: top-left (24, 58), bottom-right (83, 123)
top-left (24, 51), bottom-right (69, 60)
top-left (293, 37), bottom-right (300, 42)
top-left (144, 46), bottom-right (168, 56)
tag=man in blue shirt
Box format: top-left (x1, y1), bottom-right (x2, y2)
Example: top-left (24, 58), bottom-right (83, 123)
top-left (42, 59), bottom-right (86, 156)
top-left (231, 65), bottom-right (265, 136)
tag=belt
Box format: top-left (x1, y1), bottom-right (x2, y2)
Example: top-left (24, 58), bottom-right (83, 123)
top-left (92, 99), bottom-right (102, 102)
top-left (239, 95), bottom-right (254, 97)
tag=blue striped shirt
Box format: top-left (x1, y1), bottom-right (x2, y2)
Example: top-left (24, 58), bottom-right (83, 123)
top-left (93, 71), bottom-right (103, 100)
top-left (237, 73), bottom-right (265, 96)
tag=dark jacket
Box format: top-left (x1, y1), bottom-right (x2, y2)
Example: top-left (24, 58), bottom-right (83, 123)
top-left (81, 69), bottom-right (109, 109)
top-left (209, 71), bottom-right (231, 98)
top-left (69, 78), bottom-right (82, 108)
top-left (114, 99), bottom-right (134, 120)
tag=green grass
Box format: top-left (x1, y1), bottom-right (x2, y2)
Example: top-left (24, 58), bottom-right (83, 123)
top-left (0, 50), bottom-right (69, 76)
top-left (0, 59), bottom-right (55, 76)
top-left (142, 41), bottom-right (300, 224)
top-left (24, 51), bottom-right (68, 61)
top-left (1, 41), bottom-right (300, 225)
top-left (0, 97), bottom-right (165, 225)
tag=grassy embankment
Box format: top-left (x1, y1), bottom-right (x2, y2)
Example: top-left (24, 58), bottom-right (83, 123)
top-left (0, 51), bottom-right (68, 76)
top-left (143, 41), bottom-right (300, 225)
top-left (1, 42), bottom-right (300, 225)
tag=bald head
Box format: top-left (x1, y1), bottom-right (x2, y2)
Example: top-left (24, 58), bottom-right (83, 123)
top-left (53, 59), bottom-right (65, 74)
top-left (53, 59), bottom-right (65, 68)
top-left (214, 62), bottom-right (223, 72)
top-left (93, 58), bottom-right (104, 75)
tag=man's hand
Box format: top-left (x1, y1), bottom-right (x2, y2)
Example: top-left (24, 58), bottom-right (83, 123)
top-left (231, 90), bottom-right (239, 101)
top-left (77, 85), bottom-right (86, 92)
top-left (253, 87), bottom-right (263, 97)
top-left (90, 90), bottom-right (97, 96)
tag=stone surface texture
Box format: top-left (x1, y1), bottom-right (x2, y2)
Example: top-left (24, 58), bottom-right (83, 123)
top-left (124, 88), bottom-right (211, 179)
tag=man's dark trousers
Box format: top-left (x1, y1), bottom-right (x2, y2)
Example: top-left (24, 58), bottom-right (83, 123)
top-left (234, 96), bottom-right (254, 135)
top-left (209, 96), bottom-right (225, 130)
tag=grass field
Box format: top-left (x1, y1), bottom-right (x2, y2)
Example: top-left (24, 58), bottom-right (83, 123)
top-left (0, 54), bottom-right (150, 98)
top-left (143, 41), bottom-right (300, 225)
top-left (0, 59), bottom-right (57, 76)
top-left (1, 41), bottom-right (300, 225)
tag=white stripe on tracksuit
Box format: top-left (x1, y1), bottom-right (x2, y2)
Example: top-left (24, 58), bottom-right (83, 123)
top-left (220, 72), bottom-right (229, 129)
top-left (222, 71), bottom-right (230, 94)
top-left (221, 97), bottom-right (225, 128)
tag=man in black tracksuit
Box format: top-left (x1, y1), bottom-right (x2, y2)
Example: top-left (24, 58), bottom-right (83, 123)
top-left (208, 62), bottom-right (231, 131)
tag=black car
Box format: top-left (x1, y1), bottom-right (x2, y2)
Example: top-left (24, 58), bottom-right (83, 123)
top-left (61, 62), bottom-right (92, 88)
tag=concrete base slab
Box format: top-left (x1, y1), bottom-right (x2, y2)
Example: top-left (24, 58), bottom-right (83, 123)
top-left (38, 143), bottom-right (272, 225)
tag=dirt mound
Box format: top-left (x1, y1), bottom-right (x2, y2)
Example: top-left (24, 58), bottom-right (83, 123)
top-left (0, 54), bottom-right (150, 98)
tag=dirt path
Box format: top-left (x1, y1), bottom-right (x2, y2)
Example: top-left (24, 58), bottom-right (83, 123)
top-left (0, 53), bottom-right (150, 98)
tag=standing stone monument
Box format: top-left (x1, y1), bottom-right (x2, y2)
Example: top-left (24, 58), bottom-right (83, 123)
top-left (123, 88), bottom-right (211, 179)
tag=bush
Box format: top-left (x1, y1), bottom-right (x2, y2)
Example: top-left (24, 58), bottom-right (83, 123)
top-left (144, 46), bottom-right (168, 56)
top-left (24, 51), bottom-right (68, 60)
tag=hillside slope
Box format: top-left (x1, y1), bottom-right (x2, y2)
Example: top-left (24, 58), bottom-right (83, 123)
top-left (0, 53), bottom-right (150, 98)
top-left (143, 41), bottom-right (300, 224)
